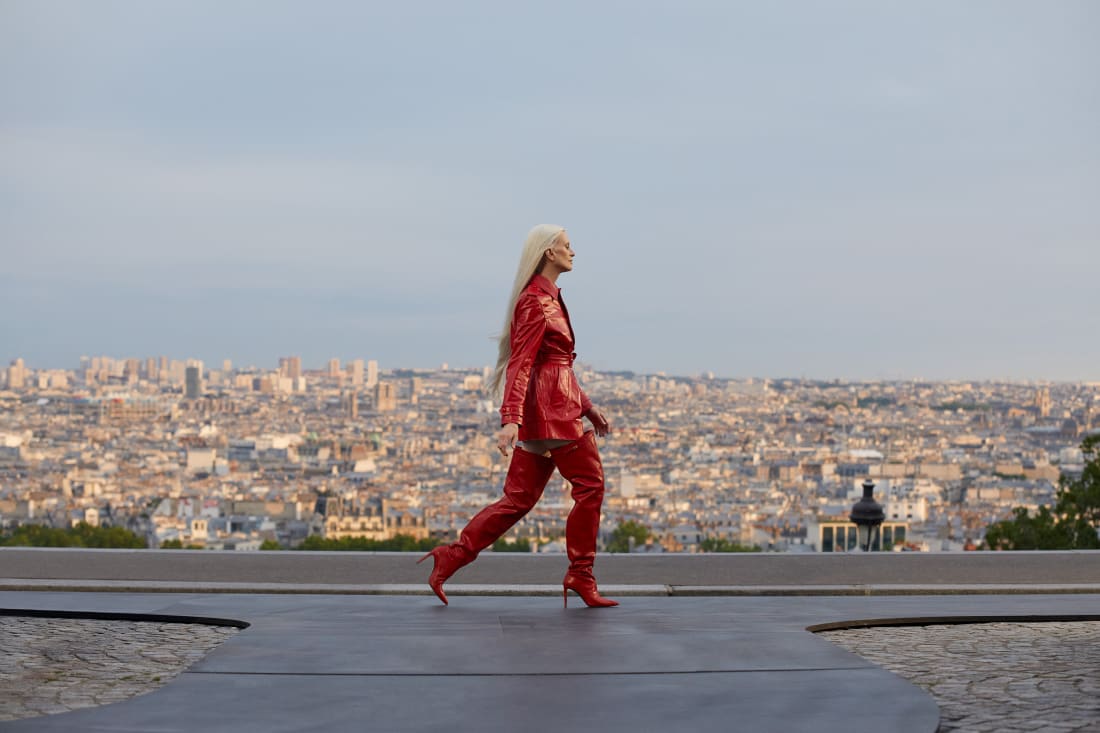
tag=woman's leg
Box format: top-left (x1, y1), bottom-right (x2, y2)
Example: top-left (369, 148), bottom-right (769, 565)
top-left (454, 445), bottom-right (557, 556)
top-left (419, 445), bottom-right (556, 605)
top-left (550, 431), bottom-right (618, 608)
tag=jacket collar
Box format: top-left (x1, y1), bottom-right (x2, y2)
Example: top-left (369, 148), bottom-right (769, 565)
top-left (528, 273), bottom-right (560, 297)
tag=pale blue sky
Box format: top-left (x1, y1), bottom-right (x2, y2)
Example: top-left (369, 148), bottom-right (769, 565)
top-left (2, 1), bottom-right (1097, 380)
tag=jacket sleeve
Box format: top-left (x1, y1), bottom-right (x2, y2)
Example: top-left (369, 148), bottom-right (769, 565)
top-left (500, 293), bottom-right (547, 426)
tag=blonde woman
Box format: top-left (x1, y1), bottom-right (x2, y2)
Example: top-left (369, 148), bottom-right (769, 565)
top-left (419, 225), bottom-right (617, 608)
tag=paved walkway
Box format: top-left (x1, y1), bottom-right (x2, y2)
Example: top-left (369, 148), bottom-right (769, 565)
top-left (823, 621), bottom-right (1100, 733)
top-left (1, 591), bottom-right (1098, 732)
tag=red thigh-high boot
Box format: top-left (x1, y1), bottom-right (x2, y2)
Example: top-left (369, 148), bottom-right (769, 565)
top-left (551, 432), bottom-right (618, 608)
top-left (418, 447), bottom-right (555, 605)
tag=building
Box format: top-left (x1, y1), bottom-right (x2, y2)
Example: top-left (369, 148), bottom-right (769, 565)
top-left (185, 366), bottom-right (203, 399)
top-left (343, 391), bottom-right (358, 419)
top-left (806, 516), bottom-right (909, 552)
top-left (348, 359), bottom-right (364, 386)
top-left (279, 356), bottom-right (302, 380)
top-left (321, 498), bottom-right (429, 541)
top-left (7, 358), bottom-right (26, 389)
top-left (376, 382), bottom-right (396, 411)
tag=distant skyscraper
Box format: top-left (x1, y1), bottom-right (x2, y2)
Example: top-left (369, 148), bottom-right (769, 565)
top-left (222, 359), bottom-right (232, 373)
top-left (7, 358), bottom-right (25, 390)
top-left (328, 358), bottom-right (341, 378)
top-left (366, 360), bottom-right (378, 388)
top-left (124, 358), bottom-right (140, 384)
top-left (375, 382), bottom-right (396, 411)
top-left (279, 356), bottom-right (302, 379)
top-left (185, 366), bottom-right (203, 399)
top-left (348, 359), bottom-right (364, 386)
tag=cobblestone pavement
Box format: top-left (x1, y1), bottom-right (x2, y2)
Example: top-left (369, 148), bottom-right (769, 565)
top-left (0, 617), bottom-right (239, 721)
top-left (820, 621), bottom-right (1100, 733)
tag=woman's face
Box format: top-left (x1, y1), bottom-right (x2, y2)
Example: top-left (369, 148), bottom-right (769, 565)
top-left (545, 233), bottom-right (574, 273)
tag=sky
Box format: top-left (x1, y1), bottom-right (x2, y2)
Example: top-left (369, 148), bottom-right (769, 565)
top-left (2, 1), bottom-right (1097, 381)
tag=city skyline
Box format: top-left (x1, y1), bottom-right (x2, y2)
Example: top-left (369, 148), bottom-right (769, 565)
top-left (2, 353), bottom-right (1095, 557)
top-left (4, 351), bottom-right (1100, 386)
top-left (3, 2), bottom-right (1097, 381)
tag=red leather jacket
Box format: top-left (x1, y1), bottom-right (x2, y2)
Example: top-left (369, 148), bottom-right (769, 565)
top-left (500, 273), bottom-right (593, 441)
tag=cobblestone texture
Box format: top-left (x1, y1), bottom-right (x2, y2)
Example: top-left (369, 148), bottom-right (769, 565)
top-left (0, 617), bottom-right (239, 721)
top-left (820, 621), bottom-right (1100, 733)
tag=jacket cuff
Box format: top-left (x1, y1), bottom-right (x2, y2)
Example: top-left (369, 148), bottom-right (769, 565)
top-left (500, 412), bottom-right (522, 426)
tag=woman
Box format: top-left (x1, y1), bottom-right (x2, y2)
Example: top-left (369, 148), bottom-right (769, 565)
top-left (419, 224), bottom-right (617, 608)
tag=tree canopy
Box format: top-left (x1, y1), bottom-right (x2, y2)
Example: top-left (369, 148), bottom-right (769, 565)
top-left (606, 520), bottom-right (650, 553)
top-left (984, 435), bottom-right (1100, 550)
top-left (293, 534), bottom-right (439, 552)
top-left (492, 537), bottom-right (532, 553)
top-left (699, 537), bottom-right (761, 553)
top-left (1, 522), bottom-right (147, 549)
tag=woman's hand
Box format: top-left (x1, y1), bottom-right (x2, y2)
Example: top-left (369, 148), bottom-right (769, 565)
top-left (497, 423), bottom-right (519, 456)
top-left (586, 407), bottom-right (611, 437)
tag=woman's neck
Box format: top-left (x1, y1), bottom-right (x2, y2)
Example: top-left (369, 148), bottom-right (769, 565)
top-left (539, 266), bottom-right (563, 285)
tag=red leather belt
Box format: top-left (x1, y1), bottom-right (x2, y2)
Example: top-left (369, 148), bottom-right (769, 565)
top-left (537, 353), bottom-right (576, 366)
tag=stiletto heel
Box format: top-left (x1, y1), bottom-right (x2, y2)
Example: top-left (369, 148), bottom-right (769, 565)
top-left (563, 587), bottom-right (568, 608)
top-left (418, 546), bottom-right (471, 606)
top-left (563, 571), bottom-right (618, 608)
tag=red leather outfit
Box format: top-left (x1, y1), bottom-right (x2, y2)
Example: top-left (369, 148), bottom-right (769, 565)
top-left (500, 273), bottom-right (592, 440)
top-left (418, 271), bottom-right (616, 608)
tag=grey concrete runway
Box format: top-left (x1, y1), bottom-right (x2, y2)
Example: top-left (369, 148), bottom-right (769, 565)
top-left (2, 591), bottom-right (1099, 733)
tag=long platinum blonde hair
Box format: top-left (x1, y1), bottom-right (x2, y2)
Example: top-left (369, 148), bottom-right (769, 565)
top-left (488, 224), bottom-right (566, 400)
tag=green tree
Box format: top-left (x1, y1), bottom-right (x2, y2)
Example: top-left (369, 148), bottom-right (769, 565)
top-left (983, 506), bottom-right (1075, 550)
top-left (1, 524), bottom-right (75, 547)
top-left (984, 436), bottom-right (1100, 550)
top-left (492, 537), bottom-right (531, 552)
top-left (259, 539), bottom-right (282, 551)
top-left (1, 522), bottom-right (146, 549)
top-left (1055, 434), bottom-right (1100, 547)
top-left (160, 538), bottom-right (204, 549)
top-left (296, 534), bottom-right (439, 552)
top-left (71, 524), bottom-right (146, 548)
top-left (699, 537), bottom-right (761, 553)
top-left (1, 521), bottom-right (146, 545)
top-left (606, 520), bottom-right (650, 553)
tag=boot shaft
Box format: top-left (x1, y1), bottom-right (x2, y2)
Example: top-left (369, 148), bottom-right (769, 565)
top-left (551, 431), bottom-right (606, 568)
top-left (550, 431), bottom-right (604, 500)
